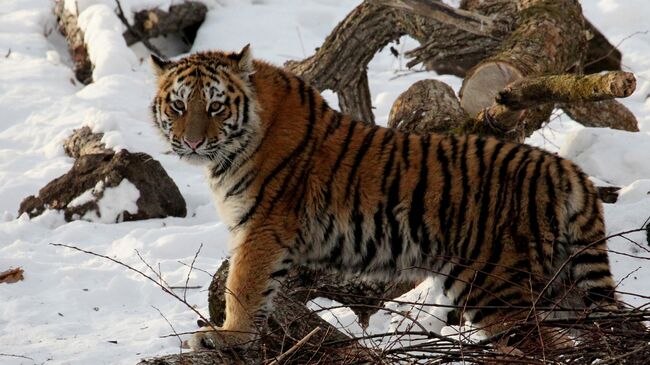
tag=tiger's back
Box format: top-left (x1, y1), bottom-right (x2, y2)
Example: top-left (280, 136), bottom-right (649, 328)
top-left (150, 46), bottom-right (617, 348)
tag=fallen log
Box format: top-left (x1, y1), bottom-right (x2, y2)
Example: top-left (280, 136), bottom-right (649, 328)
top-left (122, 2), bottom-right (207, 48)
top-left (54, 1), bottom-right (92, 84)
top-left (459, 0), bottom-right (587, 141)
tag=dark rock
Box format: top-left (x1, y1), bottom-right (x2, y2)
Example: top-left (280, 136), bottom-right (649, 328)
top-left (19, 150), bottom-right (186, 222)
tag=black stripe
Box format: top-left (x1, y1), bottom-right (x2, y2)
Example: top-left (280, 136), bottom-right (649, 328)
top-left (437, 139), bottom-right (452, 246)
top-left (473, 138), bottom-right (486, 203)
top-left (455, 228), bottom-right (505, 305)
top-left (324, 121), bottom-right (358, 205)
top-left (352, 181), bottom-right (363, 254)
top-left (366, 205), bottom-right (384, 269)
top-left (571, 251), bottom-right (609, 266)
top-left (584, 286), bottom-right (616, 307)
top-left (464, 270), bottom-right (530, 308)
top-left (453, 137), bottom-right (470, 252)
top-left (361, 238), bottom-right (377, 271)
top-left (241, 94), bottom-right (250, 125)
top-left (575, 269), bottom-right (612, 285)
top-left (380, 138), bottom-right (397, 193)
top-left (225, 170), bottom-right (256, 198)
top-left (448, 142), bottom-right (503, 295)
top-left (296, 77), bottom-right (306, 105)
top-left (449, 135), bottom-right (458, 164)
top-left (401, 134), bottom-right (410, 169)
top-left (270, 269), bottom-right (288, 278)
top-left (512, 149), bottom-right (533, 223)
top-left (323, 112), bottom-right (343, 142)
top-left (321, 214), bottom-right (336, 248)
top-left (386, 165), bottom-right (403, 264)
top-left (344, 126), bottom-right (378, 199)
top-left (319, 99), bottom-right (329, 118)
top-left (527, 156), bottom-right (545, 263)
top-left (329, 235), bottom-right (345, 265)
top-left (408, 137), bottom-right (431, 253)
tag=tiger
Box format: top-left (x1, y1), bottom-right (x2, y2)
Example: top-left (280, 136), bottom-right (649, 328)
top-left (149, 45), bottom-right (622, 350)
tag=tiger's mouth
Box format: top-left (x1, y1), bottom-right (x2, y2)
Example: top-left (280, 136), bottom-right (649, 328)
top-left (177, 150), bottom-right (213, 165)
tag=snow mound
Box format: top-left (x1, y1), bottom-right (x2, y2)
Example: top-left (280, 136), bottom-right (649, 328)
top-left (560, 128), bottom-right (650, 186)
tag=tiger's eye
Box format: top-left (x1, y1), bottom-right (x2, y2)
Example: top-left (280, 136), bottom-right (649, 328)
top-left (209, 102), bottom-right (224, 114)
top-left (172, 100), bottom-right (185, 111)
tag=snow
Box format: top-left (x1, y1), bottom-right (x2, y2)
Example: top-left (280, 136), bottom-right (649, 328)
top-left (1, 0), bottom-right (650, 364)
top-left (67, 179), bottom-right (141, 223)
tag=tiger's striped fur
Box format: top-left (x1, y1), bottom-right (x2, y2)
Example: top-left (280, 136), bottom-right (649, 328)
top-left (150, 46), bottom-right (619, 350)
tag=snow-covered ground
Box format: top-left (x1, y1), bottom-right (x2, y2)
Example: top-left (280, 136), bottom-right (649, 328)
top-left (1, 0), bottom-right (650, 364)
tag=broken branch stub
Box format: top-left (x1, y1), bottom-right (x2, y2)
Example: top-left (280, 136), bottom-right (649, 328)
top-left (497, 72), bottom-right (636, 110)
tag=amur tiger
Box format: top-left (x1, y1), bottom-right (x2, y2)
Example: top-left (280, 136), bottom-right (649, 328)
top-left (150, 45), bottom-right (620, 350)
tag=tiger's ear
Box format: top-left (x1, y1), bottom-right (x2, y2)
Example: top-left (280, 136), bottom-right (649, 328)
top-left (150, 54), bottom-right (172, 77)
top-left (234, 44), bottom-right (254, 78)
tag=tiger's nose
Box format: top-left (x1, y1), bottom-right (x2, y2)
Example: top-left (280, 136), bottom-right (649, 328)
top-left (183, 137), bottom-right (205, 150)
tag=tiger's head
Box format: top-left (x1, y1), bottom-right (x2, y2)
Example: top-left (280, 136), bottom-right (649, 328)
top-left (150, 45), bottom-right (260, 171)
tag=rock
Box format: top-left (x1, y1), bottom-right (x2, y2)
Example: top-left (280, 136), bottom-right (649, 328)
top-left (19, 150), bottom-right (186, 222)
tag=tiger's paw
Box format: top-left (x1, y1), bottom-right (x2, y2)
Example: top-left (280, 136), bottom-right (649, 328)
top-left (184, 325), bottom-right (253, 351)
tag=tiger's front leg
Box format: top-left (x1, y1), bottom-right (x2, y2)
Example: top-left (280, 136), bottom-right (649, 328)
top-left (187, 231), bottom-right (289, 350)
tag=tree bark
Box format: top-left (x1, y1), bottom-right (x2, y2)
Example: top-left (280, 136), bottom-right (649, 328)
top-left (122, 2), bottom-right (208, 48)
top-left (388, 79), bottom-right (471, 134)
top-left (455, 0), bottom-right (622, 76)
top-left (560, 100), bottom-right (639, 132)
top-left (63, 126), bottom-right (112, 159)
top-left (54, 1), bottom-right (92, 84)
top-left (285, 1), bottom-right (402, 123)
top-left (496, 72), bottom-right (636, 109)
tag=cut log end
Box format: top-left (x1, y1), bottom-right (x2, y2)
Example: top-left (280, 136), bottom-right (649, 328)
top-left (460, 61), bottom-right (524, 116)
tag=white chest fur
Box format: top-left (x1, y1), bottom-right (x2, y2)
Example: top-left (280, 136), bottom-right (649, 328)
top-left (205, 166), bottom-right (253, 247)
